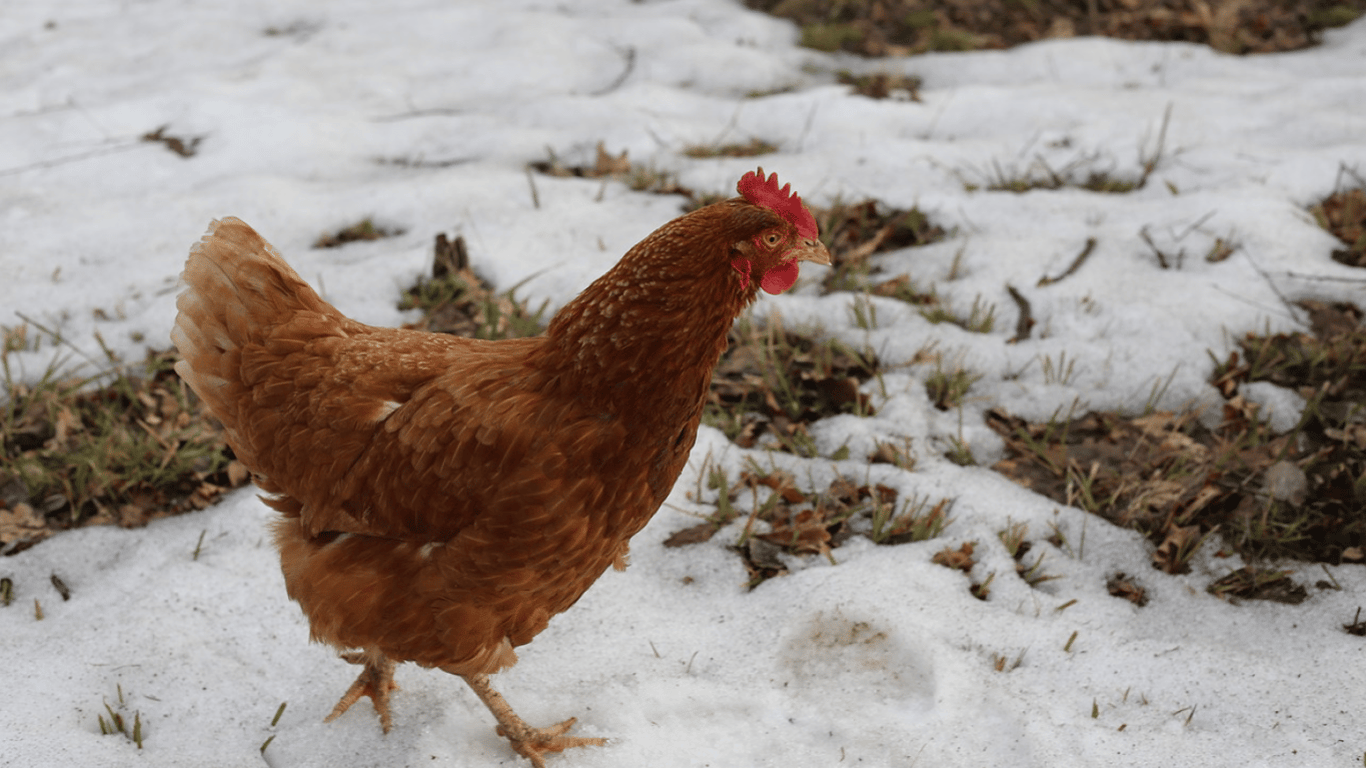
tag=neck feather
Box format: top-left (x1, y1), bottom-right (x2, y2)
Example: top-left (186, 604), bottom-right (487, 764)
top-left (533, 213), bottom-right (761, 426)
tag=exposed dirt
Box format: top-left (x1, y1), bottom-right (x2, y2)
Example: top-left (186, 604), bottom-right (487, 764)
top-left (746, 0), bottom-right (1364, 56)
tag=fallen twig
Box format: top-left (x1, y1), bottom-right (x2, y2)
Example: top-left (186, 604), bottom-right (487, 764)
top-left (1006, 284), bottom-right (1034, 343)
top-left (1138, 227), bottom-right (1177, 269)
top-left (592, 46), bottom-right (636, 96)
top-left (1038, 238), bottom-right (1096, 287)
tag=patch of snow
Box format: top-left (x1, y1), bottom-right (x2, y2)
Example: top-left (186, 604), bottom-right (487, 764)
top-left (2, 2), bottom-right (1365, 767)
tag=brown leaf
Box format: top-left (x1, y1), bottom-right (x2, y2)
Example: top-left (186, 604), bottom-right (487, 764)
top-left (663, 523), bottom-right (717, 548)
top-left (827, 477), bottom-right (862, 505)
top-left (1106, 572), bottom-right (1148, 606)
top-left (870, 274), bottom-right (911, 297)
top-left (1208, 567), bottom-right (1307, 604)
top-left (592, 142), bottom-right (630, 177)
top-left (932, 541), bottom-right (976, 572)
top-left (761, 509), bottom-right (832, 555)
top-left (869, 442), bottom-right (902, 465)
top-left (873, 484), bottom-right (899, 505)
top-left (745, 537), bottom-right (787, 573)
top-left (733, 420), bottom-right (759, 449)
top-left (117, 503), bottom-right (150, 529)
top-left (1151, 524), bottom-right (1204, 574)
top-left (816, 376), bottom-right (866, 411)
top-left (745, 470), bottom-right (807, 503)
top-left (0, 502), bottom-right (49, 548)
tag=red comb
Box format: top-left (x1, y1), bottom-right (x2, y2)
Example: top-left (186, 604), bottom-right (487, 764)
top-left (737, 168), bottom-right (818, 240)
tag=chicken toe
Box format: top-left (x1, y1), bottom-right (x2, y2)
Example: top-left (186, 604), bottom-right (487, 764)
top-left (324, 650), bottom-right (400, 733)
top-left (461, 672), bottom-right (606, 768)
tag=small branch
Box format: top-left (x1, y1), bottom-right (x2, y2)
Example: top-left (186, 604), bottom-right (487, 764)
top-left (49, 572), bottom-right (71, 601)
top-left (1038, 238), bottom-right (1096, 287)
top-left (432, 233), bottom-right (470, 278)
top-left (0, 141), bottom-right (143, 178)
top-left (1173, 209), bottom-right (1217, 241)
top-left (370, 107), bottom-right (464, 123)
top-left (1005, 284), bottom-right (1034, 343)
top-left (794, 100), bottom-right (820, 153)
top-left (1280, 270), bottom-right (1366, 284)
top-left (1241, 250), bottom-right (1305, 324)
top-left (525, 167), bottom-right (540, 210)
top-left (591, 46), bottom-right (636, 96)
top-left (141, 125), bottom-right (203, 158)
top-left (1138, 227), bottom-right (1176, 270)
top-left (1137, 102), bottom-right (1173, 187)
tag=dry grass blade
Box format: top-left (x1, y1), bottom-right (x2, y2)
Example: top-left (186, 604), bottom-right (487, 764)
top-left (925, 363), bottom-right (981, 411)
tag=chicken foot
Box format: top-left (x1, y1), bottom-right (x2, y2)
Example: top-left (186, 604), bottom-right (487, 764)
top-left (460, 672), bottom-right (606, 768)
top-left (324, 650), bottom-right (399, 733)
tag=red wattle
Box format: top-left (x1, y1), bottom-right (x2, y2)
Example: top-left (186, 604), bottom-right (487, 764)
top-left (759, 260), bottom-right (799, 294)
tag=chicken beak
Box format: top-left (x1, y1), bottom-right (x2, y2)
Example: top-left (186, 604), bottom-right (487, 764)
top-left (792, 237), bottom-right (832, 266)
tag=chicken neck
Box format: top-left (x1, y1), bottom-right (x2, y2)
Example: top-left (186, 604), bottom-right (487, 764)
top-left (536, 248), bottom-right (751, 434)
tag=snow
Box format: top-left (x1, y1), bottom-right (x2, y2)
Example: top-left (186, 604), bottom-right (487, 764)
top-left (2, 1), bottom-right (1365, 766)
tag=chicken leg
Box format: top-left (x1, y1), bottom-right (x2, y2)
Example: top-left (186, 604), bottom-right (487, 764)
top-left (460, 672), bottom-right (606, 768)
top-left (324, 650), bottom-right (400, 733)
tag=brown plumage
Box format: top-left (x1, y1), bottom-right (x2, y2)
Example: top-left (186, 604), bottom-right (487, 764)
top-left (171, 168), bottom-right (830, 766)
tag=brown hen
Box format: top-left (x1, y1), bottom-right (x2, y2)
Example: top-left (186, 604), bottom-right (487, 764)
top-left (170, 168), bottom-right (829, 766)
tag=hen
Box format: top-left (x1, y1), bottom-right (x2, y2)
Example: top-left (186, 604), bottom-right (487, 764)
top-left (171, 168), bottom-right (829, 765)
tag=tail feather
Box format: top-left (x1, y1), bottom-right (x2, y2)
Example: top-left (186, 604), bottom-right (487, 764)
top-left (171, 217), bottom-right (341, 460)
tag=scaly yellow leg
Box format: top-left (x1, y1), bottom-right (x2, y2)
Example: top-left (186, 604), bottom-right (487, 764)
top-left (324, 650), bottom-right (399, 733)
top-left (461, 672), bottom-right (606, 768)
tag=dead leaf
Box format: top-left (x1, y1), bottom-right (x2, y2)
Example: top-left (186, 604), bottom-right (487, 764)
top-left (1151, 524), bottom-right (1205, 574)
top-left (869, 442), bottom-right (902, 465)
top-left (760, 508), bottom-right (832, 555)
top-left (1106, 572), bottom-right (1149, 606)
top-left (827, 477), bottom-right (862, 505)
top-left (932, 541), bottom-right (976, 572)
top-left (663, 523), bottom-right (716, 548)
top-left (873, 484), bottom-right (899, 505)
top-left (744, 470), bottom-right (807, 503)
top-left (592, 142), bottom-right (630, 176)
top-left (0, 502), bottom-right (48, 548)
top-left (1208, 567), bottom-right (1307, 604)
top-left (744, 537), bottom-right (787, 574)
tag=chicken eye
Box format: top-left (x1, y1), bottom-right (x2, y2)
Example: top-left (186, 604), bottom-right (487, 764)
top-left (764, 233), bottom-right (781, 247)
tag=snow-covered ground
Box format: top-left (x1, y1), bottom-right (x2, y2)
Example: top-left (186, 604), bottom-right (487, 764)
top-left (3, 1), bottom-right (1365, 766)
